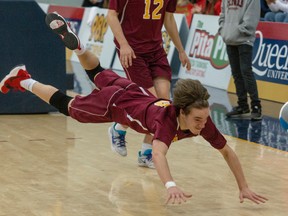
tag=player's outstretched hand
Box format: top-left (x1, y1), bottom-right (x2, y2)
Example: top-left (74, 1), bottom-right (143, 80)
top-left (165, 186), bottom-right (192, 205)
top-left (239, 187), bottom-right (268, 204)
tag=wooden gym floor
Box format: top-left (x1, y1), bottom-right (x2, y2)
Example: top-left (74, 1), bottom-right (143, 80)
top-left (0, 113), bottom-right (287, 216)
top-left (0, 62), bottom-right (287, 215)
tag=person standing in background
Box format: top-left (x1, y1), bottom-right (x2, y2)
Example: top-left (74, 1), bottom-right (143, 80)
top-left (219, 0), bottom-right (262, 121)
top-left (106, 0), bottom-right (191, 168)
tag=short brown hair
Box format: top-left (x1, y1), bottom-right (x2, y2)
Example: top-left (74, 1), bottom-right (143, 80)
top-left (172, 79), bottom-right (210, 115)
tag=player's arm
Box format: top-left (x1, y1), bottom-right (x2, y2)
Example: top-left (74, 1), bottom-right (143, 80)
top-left (106, 9), bottom-right (128, 48)
top-left (106, 9), bottom-right (135, 68)
top-left (218, 144), bottom-right (268, 204)
top-left (152, 139), bottom-right (192, 204)
top-left (163, 12), bottom-right (191, 70)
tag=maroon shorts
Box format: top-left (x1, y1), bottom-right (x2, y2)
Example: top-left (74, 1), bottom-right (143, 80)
top-left (69, 70), bottom-right (131, 123)
top-left (120, 48), bottom-right (172, 89)
top-left (68, 70), bottom-right (156, 135)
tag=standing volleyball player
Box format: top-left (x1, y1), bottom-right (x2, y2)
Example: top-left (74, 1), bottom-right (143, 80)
top-left (106, 0), bottom-right (191, 168)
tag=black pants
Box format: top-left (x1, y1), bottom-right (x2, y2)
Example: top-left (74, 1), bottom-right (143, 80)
top-left (226, 44), bottom-right (261, 109)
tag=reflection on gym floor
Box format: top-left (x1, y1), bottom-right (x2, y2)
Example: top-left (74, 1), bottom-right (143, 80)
top-left (211, 105), bottom-right (288, 151)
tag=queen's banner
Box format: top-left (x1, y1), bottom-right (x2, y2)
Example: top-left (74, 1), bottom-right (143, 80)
top-left (228, 22), bottom-right (288, 103)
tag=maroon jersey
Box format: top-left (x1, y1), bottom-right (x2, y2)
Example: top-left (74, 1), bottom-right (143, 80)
top-left (109, 0), bottom-right (177, 53)
top-left (69, 70), bottom-right (226, 149)
top-left (144, 100), bottom-right (226, 149)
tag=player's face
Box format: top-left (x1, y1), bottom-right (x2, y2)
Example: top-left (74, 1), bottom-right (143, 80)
top-left (182, 107), bottom-right (210, 135)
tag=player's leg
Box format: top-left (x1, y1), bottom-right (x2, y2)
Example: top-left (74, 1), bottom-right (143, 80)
top-left (45, 12), bottom-right (103, 82)
top-left (135, 78), bottom-right (171, 169)
top-left (135, 77), bottom-right (170, 168)
top-left (149, 48), bottom-right (171, 100)
top-left (137, 50), bottom-right (172, 169)
top-left (107, 55), bottom-right (155, 159)
top-left (45, 12), bottom-right (80, 51)
top-left (46, 12), bottom-right (129, 157)
top-left (0, 65), bottom-right (72, 116)
top-left (152, 78), bottom-right (171, 99)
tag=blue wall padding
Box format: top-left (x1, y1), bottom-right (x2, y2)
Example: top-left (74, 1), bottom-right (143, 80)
top-left (0, 0), bottom-right (66, 114)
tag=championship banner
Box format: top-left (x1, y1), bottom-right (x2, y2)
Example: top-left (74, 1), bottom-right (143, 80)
top-left (111, 13), bottom-right (187, 75)
top-left (71, 7), bottom-right (116, 69)
top-left (228, 21), bottom-right (288, 103)
top-left (178, 14), bottom-right (231, 90)
top-left (47, 5), bottom-right (85, 61)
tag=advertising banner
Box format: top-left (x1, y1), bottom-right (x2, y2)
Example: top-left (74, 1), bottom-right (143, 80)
top-left (178, 14), bottom-right (231, 90)
top-left (180, 15), bottom-right (287, 102)
top-left (253, 22), bottom-right (288, 85)
top-left (228, 21), bottom-right (288, 103)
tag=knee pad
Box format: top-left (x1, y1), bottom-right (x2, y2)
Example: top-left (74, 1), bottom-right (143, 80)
top-left (49, 90), bottom-right (73, 116)
top-left (85, 64), bottom-right (105, 82)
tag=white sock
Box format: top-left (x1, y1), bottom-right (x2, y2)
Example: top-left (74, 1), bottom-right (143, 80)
top-left (74, 42), bottom-right (85, 55)
top-left (141, 143), bottom-right (152, 154)
top-left (114, 123), bottom-right (127, 131)
top-left (20, 79), bottom-right (37, 92)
